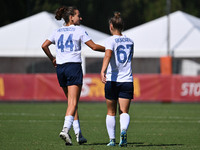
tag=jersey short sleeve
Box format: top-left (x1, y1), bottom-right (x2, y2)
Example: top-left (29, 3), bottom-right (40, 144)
top-left (77, 26), bottom-right (91, 43)
top-left (48, 30), bottom-right (57, 44)
top-left (105, 37), bottom-right (115, 51)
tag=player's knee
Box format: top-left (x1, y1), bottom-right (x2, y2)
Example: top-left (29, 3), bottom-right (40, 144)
top-left (119, 109), bottom-right (129, 114)
top-left (107, 111), bottom-right (116, 116)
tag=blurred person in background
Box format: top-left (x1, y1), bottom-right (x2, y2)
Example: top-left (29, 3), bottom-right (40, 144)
top-left (101, 12), bottom-right (134, 147)
top-left (42, 6), bottom-right (105, 146)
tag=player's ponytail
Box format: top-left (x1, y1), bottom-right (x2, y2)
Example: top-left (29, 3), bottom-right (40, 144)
top-left (55, 6), bottom-right (67, 20)
top-left (55, 6), bottom-right (77, 24)
top-left (109, 11), bottom-right (124, 32)
top-left (114, 12), bottom-right (121, 18)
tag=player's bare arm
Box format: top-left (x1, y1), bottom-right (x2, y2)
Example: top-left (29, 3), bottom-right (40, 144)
top-left (101, 49), bottom-right (112, 84)
top-left (85, 40), bottom-right (105, 52)
top-left (41, 40), bottom-right (56, 67)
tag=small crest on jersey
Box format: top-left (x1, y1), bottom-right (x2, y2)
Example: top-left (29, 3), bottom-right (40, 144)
top-left (85, 31), bottom-right (89, 35)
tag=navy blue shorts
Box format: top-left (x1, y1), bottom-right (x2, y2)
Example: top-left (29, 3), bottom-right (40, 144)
top-left (105, 81), bottom-right (134, 100)
top-left (56, 63), bottom-right (83, 87)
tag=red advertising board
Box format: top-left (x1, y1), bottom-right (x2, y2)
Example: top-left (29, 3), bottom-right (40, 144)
top-left (0, 74), bottom-right (199, 102)
top-left (172, 75), bottom-right (200, 102)
top-left (133, 74), bottom-right (172, 102)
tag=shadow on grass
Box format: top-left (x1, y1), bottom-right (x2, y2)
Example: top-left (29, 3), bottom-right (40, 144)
top-left (134, 143), bottom-right (183, 147)
top-left (85, 142), bottom-right (183, 147)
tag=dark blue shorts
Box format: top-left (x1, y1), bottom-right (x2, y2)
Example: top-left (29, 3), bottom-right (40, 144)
top-left (105, 81), bottom-right (134, 100)
top-left (56, 63), bottom-right (83, 87)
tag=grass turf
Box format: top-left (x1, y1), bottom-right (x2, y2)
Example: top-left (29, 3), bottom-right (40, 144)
top-left (0, 102), bottom-right (199, 150)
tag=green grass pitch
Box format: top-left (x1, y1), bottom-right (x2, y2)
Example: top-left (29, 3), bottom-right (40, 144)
top-left (0, 102), bottom-right (200, 150)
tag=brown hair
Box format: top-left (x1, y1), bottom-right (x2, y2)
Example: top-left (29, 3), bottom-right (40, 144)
top-left (109, 12), bottom-right (124, 32)
top-left (55, 6), bottom-right (77, 23)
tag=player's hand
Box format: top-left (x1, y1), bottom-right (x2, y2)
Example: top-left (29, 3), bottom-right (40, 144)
top-left (101, 72), bottom-right (106, 84)
top-left (52, 58), bottom-right (57, 67)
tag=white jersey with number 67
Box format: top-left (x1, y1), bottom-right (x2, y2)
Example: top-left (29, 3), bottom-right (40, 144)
top-left (105, 35), bottom-right (134, 82)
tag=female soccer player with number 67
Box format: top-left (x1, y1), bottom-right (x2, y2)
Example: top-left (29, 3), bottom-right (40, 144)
top-left (101, 12), bottom-right (134, 147)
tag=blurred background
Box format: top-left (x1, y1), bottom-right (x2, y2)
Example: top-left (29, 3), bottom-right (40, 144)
top-left (0, 0), bottom-right (200, 102)
top-left (0, 0), bottom-right (200, 75)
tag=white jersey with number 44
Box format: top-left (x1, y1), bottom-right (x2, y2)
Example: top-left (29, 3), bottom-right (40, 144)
top-left (105, 35), bottom-right (134, 82)
top-left (48, 25), bottom-right (91, 64)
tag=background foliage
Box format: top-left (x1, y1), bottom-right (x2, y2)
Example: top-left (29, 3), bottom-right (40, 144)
top-left (1, 0), bottom-right (200, 34)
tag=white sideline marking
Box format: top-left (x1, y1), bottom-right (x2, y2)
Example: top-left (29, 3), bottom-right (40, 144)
top-left (0, 113), bottom-right (199, 123)
top-left (0, 120), bottom-right (62, 123)
top-left (0, 112), bottom-right (58, 116)
top-left (133, 120), bottom-right (200, 123)
top-left (141, 116), bottom-right (200, 120)
top-left (0, 113), bottom-right (199, 120)
top-left (0, 120), bottom-right (199, 124)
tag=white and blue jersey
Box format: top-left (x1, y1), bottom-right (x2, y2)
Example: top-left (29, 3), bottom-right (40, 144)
top-left (48, 25), bottom-right (91, 64)
top-left (105, 35), bottom-right (134, 82)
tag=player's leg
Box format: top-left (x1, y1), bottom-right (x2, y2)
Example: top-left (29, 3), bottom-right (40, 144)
top-left (61, 85), bottom-right (86, 144)
top-left (118, 82), bottom-right (133, 147)
top-left (59, 87), bottom-right (72, 145)
top-left (104, 81), bottom-right (118, 146)
top-left (65, 84), bottom-right (81, 116)
top-left (64, 84), bottom-right (81, 130)
top-left (106, 99), bottom-right (117, 146)
top-left (60, 85), bottom-right (81, 145)
top-left (118, 81), bottom-right (133, 131)
top-left (73, 109), bottom-right (87, 144)
top-left (118, 98), bottom-right (131, 130)
top-left (118, 98), bottom-right (131, 147)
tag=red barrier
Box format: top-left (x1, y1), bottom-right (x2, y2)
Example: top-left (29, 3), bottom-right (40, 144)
top-left (133, 74), bottom-right (172, 102)
top-left (0, 74), bottom-right (200, 102)
top-left (172, 76), bottom-right (200, 102)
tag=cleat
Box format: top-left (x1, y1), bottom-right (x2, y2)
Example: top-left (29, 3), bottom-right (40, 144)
top-left (107, 139), bottom-right (116, 146)
top-left (119, 130), bottom-right (127, 147)
top-left (59, 128), bottom-right (72, 145)
top-left (76, 133), bottom-right (87, 144)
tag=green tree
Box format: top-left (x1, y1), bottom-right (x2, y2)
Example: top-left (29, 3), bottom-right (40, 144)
top-left (0, 0), bottom-right (200, 33)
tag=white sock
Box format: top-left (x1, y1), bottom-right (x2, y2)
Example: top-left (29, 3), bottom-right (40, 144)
top-left (120, 113), bottom-right (130, 132)
top-left (106, 115), bottom-right (116, 140)
top-left (73, 120), bottom-right (81, 135)
top-left (63, 115), bottom-right (74, 132)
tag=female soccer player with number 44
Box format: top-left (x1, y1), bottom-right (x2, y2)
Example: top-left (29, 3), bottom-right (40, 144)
top-left (101, 12), bottom-right (134, 147)
top-left (42, 6), bottom-right (105, 146)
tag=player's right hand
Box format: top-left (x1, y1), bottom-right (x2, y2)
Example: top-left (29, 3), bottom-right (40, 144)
top-left (52, 58), bottom-right (57, 67)
top-left (101, 72), bottom-right (106, 84)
